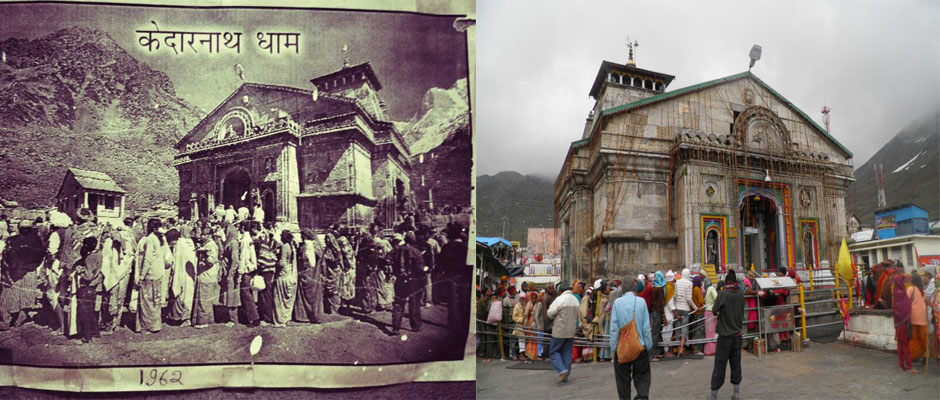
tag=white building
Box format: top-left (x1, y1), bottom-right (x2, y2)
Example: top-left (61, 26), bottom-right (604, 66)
top-left (56, 168), bottom-right (127, 226)
top-left (849, 234), bottom-right (940, 275)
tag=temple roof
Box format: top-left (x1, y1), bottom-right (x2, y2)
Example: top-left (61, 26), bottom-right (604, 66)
top-left (585, 71), bottom-right (853, 158)
top-left (174, 82), bottom-right (356, 151)
top-left (310, 62), bottom-right (382, 91)
top-left (589, 60), bottom-right (676, 99)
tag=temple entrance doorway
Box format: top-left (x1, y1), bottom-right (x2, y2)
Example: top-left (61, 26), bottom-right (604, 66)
top-left (262, 190), bottom-right (275, 223)
top-left (802, 230), bottom-right (817, 269)
top-left (740, 193), bottom-right (781, 274)
top-left (222, 169), bottom-right (251, 211)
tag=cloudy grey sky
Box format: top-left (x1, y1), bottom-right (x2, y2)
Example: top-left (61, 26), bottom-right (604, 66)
top-left (477, 0), bottom-right (940, 178)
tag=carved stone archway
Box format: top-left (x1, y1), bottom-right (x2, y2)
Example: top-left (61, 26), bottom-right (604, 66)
top-left (732, 106), bottom-right (792, 156)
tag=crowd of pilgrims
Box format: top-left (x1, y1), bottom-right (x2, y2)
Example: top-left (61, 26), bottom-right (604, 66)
top-left (477, 267), bottom-right (808, 363)
top-left (0, 205), bottom-right (469, 344)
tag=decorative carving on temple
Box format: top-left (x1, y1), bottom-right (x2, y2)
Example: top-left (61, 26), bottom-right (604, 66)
top-left (732, 106), bottom-right (792, 156)
top-left (215, 108), bottom-right (252, 141)
top-left (305, 114), bottom-right (357, 134)
top-left (799, 189), bottom-right (812, 208)
top-left (703, 180), bottom-right (718, 197)
top-left (181, 117), bottom-right (300, 155)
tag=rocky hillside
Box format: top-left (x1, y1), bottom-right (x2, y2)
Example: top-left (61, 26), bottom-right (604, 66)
top-left (412, 123), bottom-right (472, 211)
top-left (402, 78), bottom-right (472, 212)
top-left (477, 171), bottom-right (555, 246)
top-left (847, 111), bottom-right (940, 224)
top-left (0, 27), bottom-right (202, 210)
top-left (396, 78), bottom-right (468, 155)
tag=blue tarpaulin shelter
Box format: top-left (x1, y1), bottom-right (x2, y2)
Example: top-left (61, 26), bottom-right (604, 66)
top-left (476, 236), bottom-right (524, 287)
top-left (477, 236), bottom-right (513, 247)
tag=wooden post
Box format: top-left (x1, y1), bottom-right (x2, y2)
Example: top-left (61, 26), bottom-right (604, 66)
top-left (808, 265), bottom-right (814, 291)
top-left (846, 284), bottom-right (854, 310)
top-left (497, 321), bottom-right (505, 360)
top-left (798, 283), bottom-right (807, 339)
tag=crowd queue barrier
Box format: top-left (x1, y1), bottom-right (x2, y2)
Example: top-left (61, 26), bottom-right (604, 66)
top-left (476, 282), bottom-right (850, 360)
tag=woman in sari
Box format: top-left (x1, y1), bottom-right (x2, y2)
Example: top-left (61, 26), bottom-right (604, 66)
top-left (192, 231), bottom-right (220, 329)
top-left (691, 274), bottom-right (706, 356)
top-left (321, 233), bottom-right (344, 315)
top-left (743, 271), bottom-right (758, 334)
top-left (907, 273), bottom-right (928, 363)
top-left (338, 235), bottom-right (357, 309)
top-left (294, 229), bottom-right (323, 323)
top-left (99, 230), bottom-right (131, 334)
top-left (167, 226), bottom-right (196, 325)
top-left (928, 272), bottom-right (940, 361)
top-left (219, 224), bottom-right (241, 326)
top-left (893, 274), bottom-right (916, 373)
top-left (596, 280), bottom-right (611, 361)
top-left (354, 232), bottom-right (382, 313)
top-left (511, 292), bottom-right (529, 361)
top-left (273, 230), bottom-right (297, 327)
top-left (663, 271), bottom-right (676, 358)
top-left (704, 280), bottom-right (721, 355)
top-left (532, 290), bottom-right (546, 360)
top-left (577, 285), bottom-right (597, 362)
top-left (570, 280), bottom-right (585, 362)
top-left (525, 291), bottom-right (539, 360)
top-left (374, 235), bottom-right (395, 311)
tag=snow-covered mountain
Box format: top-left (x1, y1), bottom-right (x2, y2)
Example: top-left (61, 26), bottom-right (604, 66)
top-left (396, 78), bottom-right (469, 155)
top-left (847, 111), bottom-right (940, 224)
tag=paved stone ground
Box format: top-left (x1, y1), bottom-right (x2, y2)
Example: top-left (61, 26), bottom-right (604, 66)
top-left (477, 342), bottom-right (939, 399)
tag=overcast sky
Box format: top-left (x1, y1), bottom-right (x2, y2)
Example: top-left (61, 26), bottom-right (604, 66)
top-left (478, 0), bottom-right (940, 178)
top-left (0, 3), bottom-right (468, 121)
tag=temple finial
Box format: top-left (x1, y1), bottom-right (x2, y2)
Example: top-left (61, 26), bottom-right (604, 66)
top-left (626, 36), bottom-right (638, 66)
top-left (342, 43), bottom-right (349, 69)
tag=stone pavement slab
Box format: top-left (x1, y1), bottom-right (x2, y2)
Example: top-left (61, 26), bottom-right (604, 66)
top-left (477, 342), bottom-right (939, 399)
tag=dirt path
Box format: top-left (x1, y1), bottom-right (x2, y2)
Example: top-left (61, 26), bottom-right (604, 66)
top-left (0, 305), bottom-right (466, 366)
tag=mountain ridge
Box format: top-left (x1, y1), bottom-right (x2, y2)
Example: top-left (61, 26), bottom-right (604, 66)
top-left (477, 171), bottom-right (555, 247)
top-left (396, 78), bottom-right (468, 155)
top-left (847, 110), bottom-right (940, 225)
top-left (0, 26), bottom-right (203, 210)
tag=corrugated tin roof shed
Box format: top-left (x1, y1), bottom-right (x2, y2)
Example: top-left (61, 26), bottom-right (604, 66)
top-left (68, 168), bottom-right (126, 193)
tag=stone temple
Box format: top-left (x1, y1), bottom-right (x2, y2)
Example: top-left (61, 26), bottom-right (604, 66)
top-left (174, 61), bottom-right (411, 230)
top-left (555, 51), bottom-right (854, 282)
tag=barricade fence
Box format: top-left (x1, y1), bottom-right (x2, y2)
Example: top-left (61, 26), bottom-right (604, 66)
top-left (475, 289), bottom-right (841, 358)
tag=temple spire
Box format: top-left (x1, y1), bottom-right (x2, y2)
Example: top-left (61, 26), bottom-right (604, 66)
top-left (342, 43), bottom-right (350, 69)
top-left (626, 36), bottom-right (638, 66)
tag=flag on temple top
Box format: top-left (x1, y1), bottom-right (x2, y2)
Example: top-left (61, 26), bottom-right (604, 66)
top-left (836, 237), bottom-right (854, 284)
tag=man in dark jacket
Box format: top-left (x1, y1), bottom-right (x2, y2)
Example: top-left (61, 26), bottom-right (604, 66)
top-left (391, 231), bottom-right (424, 334)
top-left (438, 225), bottom-right (468, 333)
top-left (709, 269), bottom-right (746, 400)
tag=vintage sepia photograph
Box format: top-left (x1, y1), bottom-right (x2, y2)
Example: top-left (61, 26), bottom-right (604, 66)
top-left (0, 0), bottom-right (474, 384)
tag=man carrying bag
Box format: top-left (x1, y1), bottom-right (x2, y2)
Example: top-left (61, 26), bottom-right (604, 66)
top-left (609, 277), bottom-right (653, 400)
top-left (709, 269), bottom-right (746, 400)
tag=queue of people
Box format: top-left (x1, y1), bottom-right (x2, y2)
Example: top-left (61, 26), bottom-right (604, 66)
top-left (883, 261), bottom-right (940, 373)
top-left (0, 206), bottom-right (470, 343)
top-left (478, 266), bottom-right (853, 399)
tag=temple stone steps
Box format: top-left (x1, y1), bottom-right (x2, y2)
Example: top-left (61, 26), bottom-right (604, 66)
top-left (798, 287), bottom-right (846, 343)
